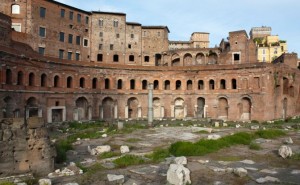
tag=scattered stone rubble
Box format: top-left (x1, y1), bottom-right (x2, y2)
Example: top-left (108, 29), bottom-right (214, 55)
top-left (278, 145), bottom-right (293, 159)
top-left (167, 157), bottom-right (191, 185)
top-left (48, 162), bottom-right (83, 178)
top-left (107, 174), bottom-right (125, 184)
top-left (88, 145), bottom-right (111, 155)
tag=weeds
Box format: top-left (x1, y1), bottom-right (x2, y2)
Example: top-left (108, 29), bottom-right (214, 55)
top-left (291, 153), bottom-right (300, 160)
top-left (146, 148), bottom-right (171, 162)
top-left (55, 140), bottom-right (73, 163)
top-left (0, 182), bottom-right (14, 185)
top-left (113, 155), bottom-right (146, 168)
top-left (249, 142), bottom-right (262, 150)
top-left (97, 151), bottom-right (121, 159)
top-left (254, 129), bottom-right (286, 139)
top-left (126, 138), bottom-right (142, 143)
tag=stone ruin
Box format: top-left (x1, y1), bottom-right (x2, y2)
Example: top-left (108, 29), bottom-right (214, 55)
top-left (0, 117), bottom-right (56, 177)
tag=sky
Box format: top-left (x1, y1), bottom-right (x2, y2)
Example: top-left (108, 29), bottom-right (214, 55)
top-left (56, 0), bottom-right (300, 55)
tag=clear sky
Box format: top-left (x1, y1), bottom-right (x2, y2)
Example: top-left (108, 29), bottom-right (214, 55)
top-left (56, 0), bottom-right (300, 55)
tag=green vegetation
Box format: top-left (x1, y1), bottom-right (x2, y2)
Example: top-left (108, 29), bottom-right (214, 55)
top-left (170, 130), bottom-right (285, 157)
top-left (291, 153), bottom-right (300, 160)
top-left (0, 182), bottom-right (14, 185)
top-left (113, 155), bottom-right (146, 168)
top-left (146, 148), bottom-right (171, 163)
top-left (249, 142), bottom-right (262, 150)
top-left (196, 130), bottom-right (210, 134)
top-left (69, 121), bottom-right (104, 130)
top-left (97, 151), bottom-right (121, 159)
top-left (55, 140), bottom-right (73, 163)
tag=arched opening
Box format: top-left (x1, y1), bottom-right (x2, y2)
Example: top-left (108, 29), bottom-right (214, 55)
top-left (54, 75), bottom-right (60, 87)
top-left (240, 97), bottom-right (251, 120)
top-left (153, 97), bottom-right (161, 118)
top-left (283, 77), bottom-right (289, 95)
top-left (142, 80), bottom-right (148, 90)
top-left (174, 98), bottom-right (184, 119)
top-left (208, 52), bottom-right (218, 64)
top-left (220, 79), bottom-right (226, 89)
top-left (26, 97), bottom-right (39, 117)
top-left (17, 71), bottom-right (24, 85)
top-left (129, 55), bottom-right (134, 62)
top-left (209, 79), bottom-right (215, 90)
top-left (196, 53), bottom-right (205, 65)
top-left (128, 97), bottom-right (139, 119)
top-left (11, 4), bottom-right (20, 14)
top-left (5, 69), bottom-right (12, 85)
top-left (41, 74), bottom-right (47, 87)
top-left (92, 78), bottom-right (97, 89)
top-left (164, 80), bottom-right (170, 90)
top-left (171, 54), bottom-right (180, 66)
top-left (67, 76), bottom-right (73, 88)
top-left (198, 80), bottom-right (204, 90)
top-left (183, 53), bottom-right (193, 66)
top-left (105, 78), bottom-right (110, 89)
top-left (117, 79), bottom-right (122, 89)
top-left (232, 79), bottom-right (237, 89)
top-left (176, 80), bottom-right (182, 90)
top-left (76, 97), bottom-right (89, 121)
top-left (242, 78), bottom-right (248, 89)
top-left (3, 96), bottom-right (16, 118)
top-left (187, 80), bottom-right (193, 90)
top-left (155, 54), bottom-right (162, 66)
top-left (28, 73), bottom-right (35, 86)
top-left (130, 79), bottom-right (135, 90)
top-left (197, 97), bottom-right (205, 118)
top-left (102, 97), bottom-right (115, 121)
top-left (283, 98), bottom-right (287, 120)
top-left (218, 98), bottom-right (228, 120)
top-left (113, 54), bottom-right (119, 62)
top-left (154, 80), bottom-right (159, 90)
top-left (79, 77), bottom-right (85, 88)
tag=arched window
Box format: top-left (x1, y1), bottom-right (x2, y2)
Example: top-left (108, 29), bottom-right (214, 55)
top-left (176, 80), bottom-right (181, 90)
top-left (29, 73), bottom-right (35, 86)
top-left (80, 77), bottom-right (85, 88)
top-left (54, 75), bottom-right (60, 87)
top-left (232, 79), bottom-right (237, 89)
top-left (6, 69), bottom-right (12, 85)
top-left (209, 79), bottom-right (215, 90)
top-left (92, 78), bottom-right (97, 89)
top-left (142, 80), bottom-right (148, 90)
top-left (17, 71), bottom-right (24, 85)
top-left (113, 20), bottom-right (118, 27)
top-left (67, 76), bottom-right (73, 88)
top-left (12, 4), bottom-right (20, 14)
top-left (164, 80), bottom-right (170, 90)
top-left (220, 79), bottom-right (226, 89)
top-left (105, 78), bottom-right (110, 89)
top-left (154, 80), bottom-right (159, 90)
top-left (41, 74), bottom-right (47, 87)
top-left (130, 79), bottom-right (135, 90)
top-left (117, 79), bottom-right (122, 89)
top-left (187, 80), bottom-right (193, 90)
top-left (198, 80), bottom-right (204, 90)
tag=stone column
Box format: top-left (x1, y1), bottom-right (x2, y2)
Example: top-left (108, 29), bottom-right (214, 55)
top-left (148, 83), bottom-right (153, 127)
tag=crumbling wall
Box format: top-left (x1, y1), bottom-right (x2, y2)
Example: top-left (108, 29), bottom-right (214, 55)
top-left (0, 117), bottom-right (55, 177)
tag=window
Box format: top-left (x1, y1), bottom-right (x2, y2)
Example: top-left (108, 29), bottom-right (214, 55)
top-left (274, 48), bottom-right (278, 54)
top-left (233, 53), bottom-right (240, 61)
top-left (187, 80), bottom-right (193, 90)
top-left (17, 71), bottom-right (24, 85)
top-left (75, 53), bottom-right (80, 61)
top-left (144, 56), bottom-right (150, 62)
top-left (76, 36), bottom-right (80, 45)
top-left (97, 54), bottom-right (103, 62)
top-left (59, 32), bottom-right (64, 42)
top-left (59, 49), bottom-right (64, 59)
top-left (29, 73), bottom-right (35, 86)
top-left (129, 55), bottom-right (134, 62)
top-left (220, 79), bottom-right (226, 89)
top-left (164, 80), bottom-right (170, 90)
top-left (40, 7), bottom-right (46, 18)
top-left (105, 79), bottom-right (110, 89)
top-left (85, 16), bottom-right (89, 24)
top-left (130, 79), bottom-right (135, 90)
top-left (157, 32), bottom-right (160, 37)
top-left (68, 52), bottom-right (72, 60)
top-left (176, 80), bottom-right (181, 90)
top-left (142, 80), bottom-right (148, 90)
top-left (116, 33), bottom-right (119, 38)
top-left (12, 4), bottom-right (20, 14)
top-left (5, 69), bottom-right (12, 85)
top-left (99, 44), bottom-right (103, 50)
top-left (117, 79), bottom-right (122, 89)
top-left (79, 78), bottom-right (85, 88)
top-left (99, 32), bottom-right (103, 37)
top-left (68, 34), bottom-right (73, 44)
top-left (131, 34), bottom-right (134, 39)
top-left (154, 80), bottom-right (159, 90)
top-left (143, 31), bottom-right (147, 37)
top-left (232, 79), bottom-right (237, 89)
top-left (40, 74), bottom-right (47, 87)
top-left (128, 44), bottom-right (131, 49)
top-left (67, 77), bottom-right (73, 88)
top-left (60, 9), bottom-right (65, 18)
top-left (54, 76), bottom-right (60, 87)
top-left (113, 20), bottom-right (118, 27)
top-left (83, 39), bottom-right (88, 47)
top-left (39, 27), bottom-right (46, 37)
top-left (99, 19), bottom-right (103, 27)
top-left (110, 44), bottom-right (114, 50)
top-left (198, 80), bottom-right (204, 90)
top-left (209, 80), bottom-right (215, 90)
top-left (113, 55), bottom-right (119, 62)
top-left (38, 47), bottom-right (45, 55)
top-left (77, 14), bottom-right (81, 23)
top-left (69, 11), bottom-right (73, 20)
top-left (12, 23), bottom-right (21, 32)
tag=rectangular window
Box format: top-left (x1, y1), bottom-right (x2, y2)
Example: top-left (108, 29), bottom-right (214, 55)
top-left (83, 39), bottom-right (88, 47)
top-left (40, 7), bottom-right (46, 18)
top-left (69, 11), bottom-right (73, 20)
top-left (99, 44), bottom-right (102, 50)
top-left (76, 36), bottom-right (80, 45)
top-left (67, 52), bottom-right (72, 60)
top-left (131, 34), bottom-right (134, 39)
top-left (99, 32), bottom-right (103, 37)
top-left (97, 54), bottom-right (103, 62)
top-left (75, 53), bottom-right (80, 61)
top-left (110, 44), bottom-right (113, 50)
top-left (128, 44), bottom-right (131, 49)
top-left (60, 9), bottom-right (65, 18)
top-left (39, 27), bottom-right (46, 37)
top-left (116, 33), bottom-right (119, 38)
top-left (113, 20), bottom-right (118, 27)
top-left (59, 32), bottom-right (64, 42)
top-left (85, 16), bottom-right (89, 24)
top-left (99, 19), bottom-right (103, 27)
top-left (143, 31), bottom-right (147, 37)
top-left (59, 49), bottom-right (64, 59)
top-left (144, 56), bottom-right (150, 62)
top-left (68, 34), bottom-right (73, 44)
top-left (77, 14), bottom-right (81, 23)
top-left (38, 47), bottom-right (45, 55)
top-left (11, 23), bottom-right (21, 32)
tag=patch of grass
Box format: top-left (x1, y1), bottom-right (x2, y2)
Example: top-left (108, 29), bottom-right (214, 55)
top-left (0, 182), bottom-right (14, 185)
top-left (23, 178), bottom-right (38, 185)
top-left (113, 155), bottom-right (146, 168)
top-left (254, 129), bottom-right (286, 139)
top-left (97, 151), bottom-right (121, 159)
top-left (197, 130), bottom-right (209, 134)
top-left (249, 142), bottom-right (262, 150)
top-left (126, 138), bottom-right (142, 143)
top-left (291, 153), bottom-right (300, 160)
top-left (69, 121), bottom-right (104, 130)
top-left (55, 140), bottom-right (73, 163)
top-left (146, 148), bottom-right (171, 163)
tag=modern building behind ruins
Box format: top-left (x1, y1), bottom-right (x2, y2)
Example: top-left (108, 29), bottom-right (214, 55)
top-left (0, 0), bottom-right (300, 123)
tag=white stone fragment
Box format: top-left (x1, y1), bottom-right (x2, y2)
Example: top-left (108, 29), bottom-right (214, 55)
top-left (102, 134), bottom-right (107, 138)
top-left (207, 134), bottom-right (221, 140)
top-left (283, 137), bottom-right (293, 144)
top-left (291, 170), bottom-right (300, 174)
top-left (120, 145), bottom-right (130, 154)
top-left (174, 156), bottom-right (187, 165)
top-left (107, 174), bottom-right (125, 184)
top-left (260, 169), bottom-right (278, 174)
top-left (240, 159), bottom-right (255, 165)
top-left (251, 125), bottom-right (259, 130)
top-left (90, 145), bottom-right (111, 155)
top-left (256, 176), bottom-right (280, 184)
top-left (167, 164), bottom-right (191, 185)
top-left (39, 179), bottom-right (52, 185)
top-left (278, 145), bottom-right (293, 158)
top-left (233, 168), bottom-right (248, 177)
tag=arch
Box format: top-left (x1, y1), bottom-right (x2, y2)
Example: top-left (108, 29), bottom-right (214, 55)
top-left (208, 52), bottom-right (218, 64)
top-left (176, 80), bottom-right (182, 90)
top-left (67, 76), bottom-right (73, 88)
top-left (28, 72), bottom-right (35, 86)
top-left (232, 79), bottom-right (237, 89)
top-left (209, 79), bottom-right (215, 90)
top-left (164, 80), bottom-right (170, 90)
top-left (187, 80), bottom-right (193, 90)
top-left (142, 80), bottom-right (148, 90)
top-left (92, 78), bottom-right (97, 89)
top-left (3, 96), bottom-right (16, 118)
top-left (117, 79), bottom-right (123, 89)
top-left (283, 77), bottom-right (289, 95)
top-left (198, 80), bottom-right (204, 90)
top-left (76, 97), bottom-right (89, 121)
top-left (196, 97), bottom-right (205, 118)
top-left (79, 77), bottom-right (85, 88)
top-left (17, 71), bottom-right (24, 85)
top-left (54, 75), bottom-right (60, 88)
top-left (174, 98), bottom-right (184, 119)
top-left (240, 97), bottom-right (251, 120)
top-left (128, 97), bottom-right (139, 119)
top-left (220, 79), bottom-right (226, 89)
top-left (153, 97), bottom-right (161, 118)
top-left (26, 97), bottom-right (39, 117)
top-left (105, 78), bottom-right (110, 89)
top-left (218, 97), bottom-right (228, 120)
top-left (6, 69), bottom-right (12, 85)
top-left (102, 97), bottom-right (115, 121)
top-left (196, 53), bottom-right (205, 65)
top-left (155, 54), bottom-right (162, 66)
top-left (130, 79), bottom-right (135, 90)
top-left (183, 53), bottom-right (193, 66)
top-left (12, 4), bottom-right (21, 14)
top-left (154, 80), bottom-right (159, 90)
top-left (41, 73), bottom-right (47, 87)
top-left (171, 53), bottom-right (180, 66)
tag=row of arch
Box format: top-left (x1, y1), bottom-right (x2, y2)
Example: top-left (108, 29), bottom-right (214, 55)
top-left (171, 52), bottom-right (219, 66)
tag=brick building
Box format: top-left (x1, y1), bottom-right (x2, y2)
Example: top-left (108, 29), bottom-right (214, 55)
top-left (0, 0), bottom-right (300, 122)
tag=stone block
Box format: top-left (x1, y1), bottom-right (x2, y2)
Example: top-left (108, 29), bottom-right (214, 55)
top-left (120, 145), bottom-right (130, 154)
top-left (11, 118), bottom-right (25, 129)
top-left (27, 117), bottom-right (44, 129)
